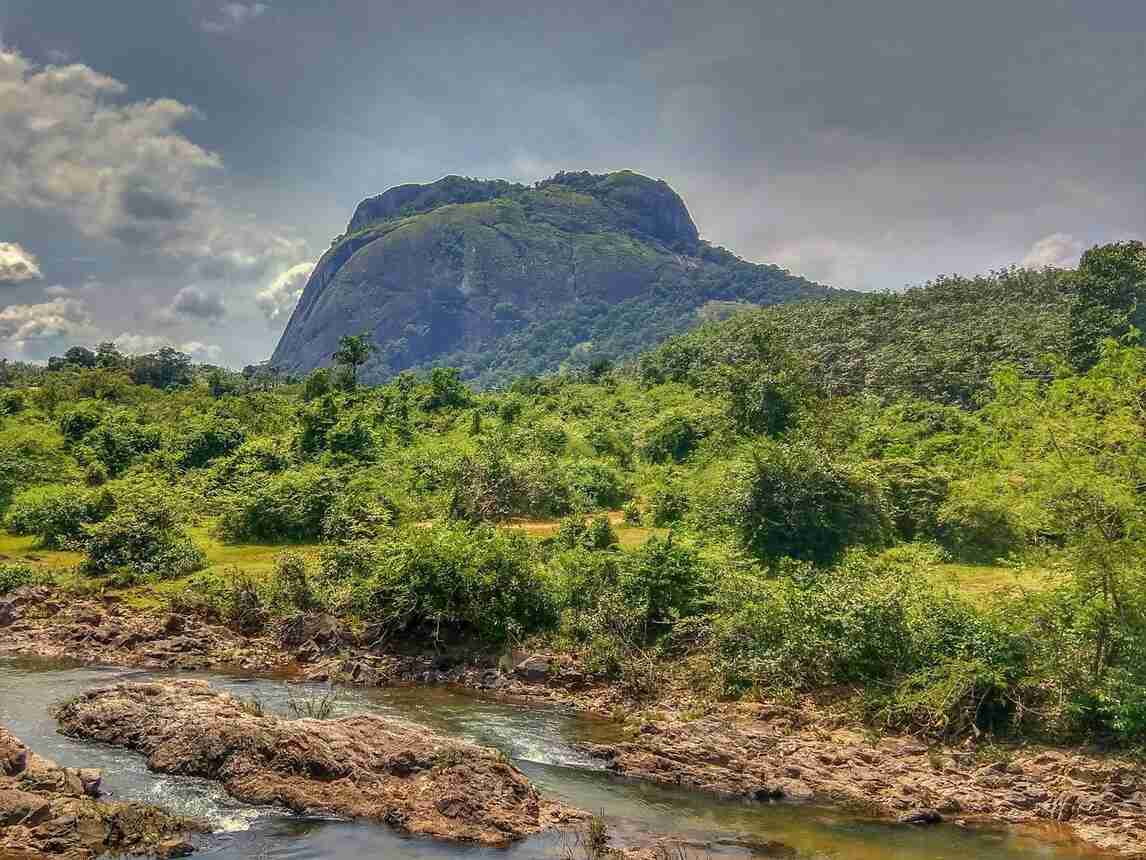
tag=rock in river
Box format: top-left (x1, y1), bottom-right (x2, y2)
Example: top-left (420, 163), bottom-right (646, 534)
top-left (53, 680), bottom-right (577, 845)
top-left (0, 724), bottom-right (199, 858)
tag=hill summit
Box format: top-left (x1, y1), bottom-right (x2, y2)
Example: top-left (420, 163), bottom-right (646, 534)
top-left (271, 170), bottom-right (838, 385)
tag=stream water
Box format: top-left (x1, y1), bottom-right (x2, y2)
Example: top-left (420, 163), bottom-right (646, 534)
top-left (0, 657), bottom-right (1099, 859)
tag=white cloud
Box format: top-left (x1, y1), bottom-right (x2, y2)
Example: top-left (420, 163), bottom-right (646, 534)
top-left (160, 284), bottom-right (226, 322)
top-left (1020, 233), bottom-right (1083, 269)
top-left (765, 236), bottom-right (878, 291)
top-left (0, 242), bottom-right (43, 283)
top-left (256, 261), bottom-right (313, 323)
top-left (112, 332), bottom-right (223, 362)
top-left (0, 47), bottom-right (302, 277)
top-left (202, 2), bottom-right (270, 34)
top-left (0, 297), bottom-right (96, 354)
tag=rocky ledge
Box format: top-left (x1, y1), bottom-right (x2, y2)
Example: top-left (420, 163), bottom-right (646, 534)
top-left (53, 680), bottom-right (578, 845)
top-left (0, 725), bottom-right (200, 859)
top-left (0, 586), bottom-right (286, 672)
top-left (582, 705), bottom-right (1146, 856)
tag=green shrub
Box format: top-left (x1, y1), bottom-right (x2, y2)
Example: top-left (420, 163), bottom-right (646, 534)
top-left (648, 484), bottom-right (689, 526)
top-left (638, 412), bottom-right (703, 464)
top-left (875, 458), bottom-right (950, 541)
top-left (80, 489), bottom-right (205, 581)
top-left (216, 467), bottom-right (341, 542)
top-left (0, 389), bottom-right (27, 416)
top-left (58, 403), bottom-right (102, 443)
top-left (321, 479), bottom-right (397, 540)
top-left (937, 490), bottom-right (1026, 562)
top-left (359, 524), bottom-right (553, 643)
top-left (326, 413), bottom-right (374, 458)
top-left (0, 563), bottom-right (40, 595)
top-left (561, 459), bottom-right (625, 510)
top-left (618, 536), bottom-right (706, 637)
top-left (716, 442), bottom-right (889, 565)
top-left (174, 417), bottom-right (245, 468)
top-left (4, 484), bottom-right (114, 548)
top-left (553, 515), bottom-right (618, 552)
top-left (82, 417), bottom-right (162, 476)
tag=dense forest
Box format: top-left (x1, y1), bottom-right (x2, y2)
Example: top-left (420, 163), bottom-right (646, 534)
top-left (2, 241), bottom-right (1145, 745)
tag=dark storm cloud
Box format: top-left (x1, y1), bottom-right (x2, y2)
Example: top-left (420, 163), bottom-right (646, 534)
top-left (1, 0), bottom-right (1144, 366)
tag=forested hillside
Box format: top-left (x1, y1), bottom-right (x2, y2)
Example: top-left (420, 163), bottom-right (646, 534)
top-left (2, 241), bottom-right (1145, 747)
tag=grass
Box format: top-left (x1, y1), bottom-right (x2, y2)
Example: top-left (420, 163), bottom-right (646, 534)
top-left (927, 562), bottom-right (1054, 603)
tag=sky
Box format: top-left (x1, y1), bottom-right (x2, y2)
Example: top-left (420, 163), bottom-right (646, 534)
top-left (1, 0), bottom-right (1143, 367)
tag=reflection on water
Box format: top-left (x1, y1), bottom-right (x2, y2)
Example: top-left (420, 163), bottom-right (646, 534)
top-left (0, 657), bottom-right (1097, 859)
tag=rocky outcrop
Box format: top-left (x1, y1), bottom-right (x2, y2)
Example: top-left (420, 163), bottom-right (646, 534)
top-left (0, 586), bottom-right (285, 672)
top-left (583, 705), bottom-right (1146, 856)
top-left (54, 681), bottom-right (578, 845)
top-left (0, 725), bottom-right (199, 859)
top-left (270, 169), bottom-right (835, 386)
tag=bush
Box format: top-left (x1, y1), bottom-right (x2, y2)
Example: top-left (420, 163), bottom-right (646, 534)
top-left (648, 483), bottom-right (689, 526)
top-left (3, 484), bottom-right (114, 548)
top-left (174, 417), bottom-right (245, 468)
top-left (321, 479), bottom-right (397, 540)
top-left (326, 413), bottom-right (374, 458)
top-left (716, 442), bottom-right (889, 565)
top-left (0, 389), bottom-right (27, 416)
top-left (80, 489), bottom-right (205, 581)
top-left (216, 467), bottom-right (341, 542)
top-left (698, 553), bottom-right (1029, 736)
top-left (875, 458), bottom-right (950, 541)
top-left (58, 403), bottom-right (102, 443)
top-left (561, 459), bottom-right (625, 510)
top-left (553, 515), bottom-right (618, 551)
top-left (82, 417), bottom-right (162, 476)
top-left (0, 563), bottom-right (39, 595)
top-left (937, 489), bottom-right (1025, 562)
top-left (358, 524), bottom-right (553, 643)
top-left (638, 412), bottom-right (703, 464)
top-left (618, 536), bottom-right (706, 637)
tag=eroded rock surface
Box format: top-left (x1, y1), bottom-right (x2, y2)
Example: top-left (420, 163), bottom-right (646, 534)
top-left (0, 724), bottom-right (198, 859)
top-left (585, 705), bottom-right (1146, 856)
top-left (54, 680), bottom-right (577, 845)
top-left (0, 586), bottom-right (284, 672)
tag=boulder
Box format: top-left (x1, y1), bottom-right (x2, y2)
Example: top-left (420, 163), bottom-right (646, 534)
top-left (55, 680), bottom-right (578, 845)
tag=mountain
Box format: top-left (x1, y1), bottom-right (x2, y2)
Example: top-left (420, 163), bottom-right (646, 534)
top-left (270, 170), bottom-right (842, 386)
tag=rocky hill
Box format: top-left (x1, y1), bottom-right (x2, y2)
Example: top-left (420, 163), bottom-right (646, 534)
top-left (270, 170), bottom-right (840, 386)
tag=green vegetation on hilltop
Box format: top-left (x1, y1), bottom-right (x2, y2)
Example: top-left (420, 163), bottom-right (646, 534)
top-left (271, 170), bottom-right (837, 388)
top-left (3, 241), bottom-right (1146, 746)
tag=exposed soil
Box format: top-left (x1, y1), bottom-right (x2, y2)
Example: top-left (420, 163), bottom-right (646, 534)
top-left (0, 724), bottom-right (201, 859)
top-left (4, 586), bottom-right (1145, 856)
top-left (53, 679), bottom-right (579, 846)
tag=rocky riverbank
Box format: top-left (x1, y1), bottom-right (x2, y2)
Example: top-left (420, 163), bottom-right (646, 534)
top-left (53, 679), bottom-right (579, 845)
top-left (0, 725), bottom-right (200, 859)
top-left (580, 705), bottom-right (1146, 856)
top-left (4, 586), bottom-right (1146, 856)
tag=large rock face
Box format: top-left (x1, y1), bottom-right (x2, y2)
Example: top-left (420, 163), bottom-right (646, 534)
top-left (271, 170), bottom-right (837, 386)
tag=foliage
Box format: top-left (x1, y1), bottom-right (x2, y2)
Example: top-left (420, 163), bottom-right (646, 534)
top-left (79, 487), bottom-right (205, 581)
top-left (352, 524), bottom-right (554, 643)
top-left (216, 467), bottom-right (342, 543)
top-left (713, 442), bottom-right (889, 565)
top-left (4, 484), bottom-right (113, 548)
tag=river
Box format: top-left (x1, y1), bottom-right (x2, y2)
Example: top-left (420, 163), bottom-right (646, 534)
top-left (0, 657), bottom-right (1096, 859)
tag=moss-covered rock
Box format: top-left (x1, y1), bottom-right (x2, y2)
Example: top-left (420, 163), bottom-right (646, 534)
top-left (271, 170), bottom-right (838, 386)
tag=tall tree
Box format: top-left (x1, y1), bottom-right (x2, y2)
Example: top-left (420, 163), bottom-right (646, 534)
top-left (332, 333), bottom-right (375, 390)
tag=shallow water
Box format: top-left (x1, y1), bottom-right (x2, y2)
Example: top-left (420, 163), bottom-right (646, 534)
top-left (0, 657), bottom-right (1099, 859)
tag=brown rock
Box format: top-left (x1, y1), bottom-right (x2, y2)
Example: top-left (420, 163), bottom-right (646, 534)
top-left (0, 724), bottom-right (199, 858)
top-left (55, 680), bottom-right (575, 845)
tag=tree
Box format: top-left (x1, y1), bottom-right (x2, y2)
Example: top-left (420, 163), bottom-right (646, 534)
top-left (950, 341), bottom-right (1146, 732)
top-left (1068, 242), bottom-right (1146, 370)
top-left (332, 333), bottom-right (375, 390)
top-left (130, 347), bottom-right (192, 389)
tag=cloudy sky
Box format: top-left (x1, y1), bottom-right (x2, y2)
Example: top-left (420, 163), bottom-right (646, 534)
top-left (1, 0), bottom-right (1143, 366)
